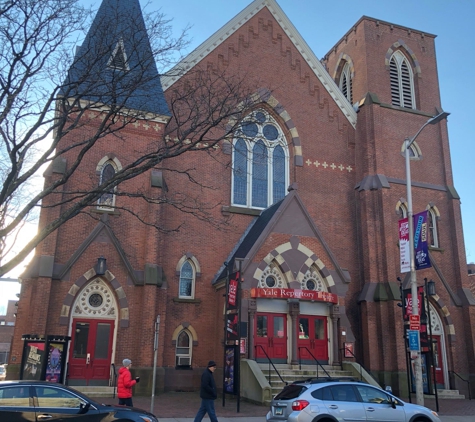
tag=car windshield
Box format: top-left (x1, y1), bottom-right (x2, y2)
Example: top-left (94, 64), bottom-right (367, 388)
top-left (0, 368), bottom-right (5, 374)
top-left (274, 384), bottom-right (307, 400)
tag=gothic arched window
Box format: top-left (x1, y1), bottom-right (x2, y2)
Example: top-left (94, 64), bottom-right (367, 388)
top-left (232, 110), bottom-right (288, 209)
top-left (390, 51), bottom-right (415, 109)
top-left (97, 161), bottom-right (117, 209)
top-left (179, 260), bottom-right (195, 299)
top-left (175, 330), bottom-right (192, 367)
top-left (339, 61), bottom-right (353, 103)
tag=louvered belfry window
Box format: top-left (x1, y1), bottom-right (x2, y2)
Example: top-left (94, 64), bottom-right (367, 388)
top-left (339, 62), bottom-right (353, 103)
top-left (390, 51), bottom-right (415, 109)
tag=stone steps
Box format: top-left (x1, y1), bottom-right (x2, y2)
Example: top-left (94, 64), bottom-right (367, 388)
top-left (258, 364), bottom-right (356, 397)
top-left (69, 386), bottom-right (116, 398)
top-left (432, 389), bottom-right (465, 399)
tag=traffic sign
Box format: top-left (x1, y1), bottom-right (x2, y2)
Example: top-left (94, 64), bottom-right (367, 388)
top-left (408, 330), bottom-right (420, 351)
top-left (409, 315), bottom-right (420, 331)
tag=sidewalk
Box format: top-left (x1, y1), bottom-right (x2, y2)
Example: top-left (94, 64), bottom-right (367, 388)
top-left (100, 392), bottom-right (475, 421)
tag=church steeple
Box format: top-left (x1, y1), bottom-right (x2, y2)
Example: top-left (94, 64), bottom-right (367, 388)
top-left (64, 0), bottom-right (169, 116)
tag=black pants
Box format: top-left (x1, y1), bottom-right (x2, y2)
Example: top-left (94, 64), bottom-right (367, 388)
top-left (119, 397), bottom-right (133, 407)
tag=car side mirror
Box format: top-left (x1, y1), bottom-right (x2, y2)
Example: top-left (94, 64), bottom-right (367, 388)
top-left (79, 402), bottom-right (91, 414)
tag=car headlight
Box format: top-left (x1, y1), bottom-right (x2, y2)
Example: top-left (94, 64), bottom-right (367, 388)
top-left (140, 416), bottom-right (158, 422)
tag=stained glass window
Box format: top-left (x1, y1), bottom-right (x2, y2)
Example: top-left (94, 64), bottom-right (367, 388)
top-left (179, 261), bottom-right (194, 298)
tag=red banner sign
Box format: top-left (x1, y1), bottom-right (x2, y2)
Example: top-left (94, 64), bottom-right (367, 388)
top-left (250, 288), bottom-right (338, 303)
top-left (228, 278), bottom-right (238, 306)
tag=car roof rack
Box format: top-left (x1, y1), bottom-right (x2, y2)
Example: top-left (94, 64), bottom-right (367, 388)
top-left (292, 377), bottom-right (367, 384)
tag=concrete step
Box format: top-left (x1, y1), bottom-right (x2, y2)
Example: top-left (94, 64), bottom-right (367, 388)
top-left (434, 389), bottom-right (465, 399)
top-left (70, 386), bottom-right (116, 398)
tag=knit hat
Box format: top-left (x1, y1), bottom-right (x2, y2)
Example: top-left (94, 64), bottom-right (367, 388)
top-left (123, 358), bottom-right (132, 366)
top-left (207, 360), bottom-right (217, 367)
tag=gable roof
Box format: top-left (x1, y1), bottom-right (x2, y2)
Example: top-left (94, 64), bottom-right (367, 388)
top-left (213, 187), bottom-right (350, 285)
top-left (63, 0), bottom-right (170, 116)
top-left (161, 0), bottom-right (356, 127)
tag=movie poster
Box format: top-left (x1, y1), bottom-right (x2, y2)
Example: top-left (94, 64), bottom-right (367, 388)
top-left (45, 343), bottom-right (63, 383)
top-left (224, 346), bottom-right (236, 394)
top-left (22, 342), bottom-right (45, 380)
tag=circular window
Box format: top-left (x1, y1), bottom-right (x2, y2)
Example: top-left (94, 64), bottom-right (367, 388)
top-left (255, 112), bottom-right (266, 123)
top-left (306, 280), bottom-right (316, 290)
top-left (265, 276), bottom-right (276, 287)
top-left (89, 293), bottom-right (103, 308)
top-left (263, 124), bottom-right (278, 141)
top-left (242, 122), bottom-right (258, 137)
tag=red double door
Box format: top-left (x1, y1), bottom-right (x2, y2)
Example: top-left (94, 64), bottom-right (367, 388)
top-left (254, 313), bottom-right (328, 364)
top-left (255, 313), bottom-right (287, 363)
top-left (68, 318), bottom-right (114, 386)
top-left (298, 315), bottom-right (328, 364)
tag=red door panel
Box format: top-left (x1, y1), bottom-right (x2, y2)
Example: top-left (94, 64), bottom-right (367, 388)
top-left (68, 319), bottom-right (114, 386)
top-left (432, 335), bottom-right (445, 388)
top-left (298, 316), bottom-right (328, 363)
top-left (255, 313), bottom-right (287, 363)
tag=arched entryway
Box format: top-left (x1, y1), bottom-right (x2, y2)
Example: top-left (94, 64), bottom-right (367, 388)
top-left (250, 240), bottom-right (338, 366)
top-left (426, 302), bottom-right (448, 389)
top-left (67, 278), bottom-right (118, 386)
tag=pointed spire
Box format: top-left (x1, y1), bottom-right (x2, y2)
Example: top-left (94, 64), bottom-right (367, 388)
top-left (63, 0), bottom-right (169, 116)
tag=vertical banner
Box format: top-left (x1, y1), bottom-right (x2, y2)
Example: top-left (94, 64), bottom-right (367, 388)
top-left (224, 346), bottom-right (237, 394)
top-left (226, 272), bottom-right (240, 343)
top-left (413, 211), bottom-right (431, 270)
top-left (403, 287), bottom-right (424, 320)
top-left (399, 217), bottom-right (410, 273)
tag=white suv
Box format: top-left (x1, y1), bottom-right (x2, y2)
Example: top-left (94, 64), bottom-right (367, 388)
top-left (267, 378), bottom-right (441, 422)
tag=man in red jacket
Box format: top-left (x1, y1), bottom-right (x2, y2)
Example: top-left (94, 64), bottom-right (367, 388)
top-left (117, 358), bottom-right (139, 406)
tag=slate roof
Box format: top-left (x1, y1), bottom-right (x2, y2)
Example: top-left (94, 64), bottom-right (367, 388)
top-left (62, 0), bottom-right (170, 116)
top-left (213, 198), bottom-right (284, 284)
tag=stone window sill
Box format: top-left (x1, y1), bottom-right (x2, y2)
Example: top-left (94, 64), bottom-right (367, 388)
top-left (173, 298), bottom-right (202, 304)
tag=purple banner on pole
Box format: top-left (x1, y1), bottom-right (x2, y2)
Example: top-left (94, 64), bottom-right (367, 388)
top-left (413, 210), bottom-right (431, 270)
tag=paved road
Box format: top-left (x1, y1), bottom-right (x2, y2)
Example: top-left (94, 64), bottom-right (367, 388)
top-left (100, 392), bottom-right (475, 421)
top-left (157, 418), bottom-right (473, 422)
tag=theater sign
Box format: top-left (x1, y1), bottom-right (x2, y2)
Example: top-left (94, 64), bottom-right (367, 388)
top-left (250, 287), bottom-right (338, 303)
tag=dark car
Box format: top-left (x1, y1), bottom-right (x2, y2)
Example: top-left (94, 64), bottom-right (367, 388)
top-left (0, 380), bottom-right (158, 421)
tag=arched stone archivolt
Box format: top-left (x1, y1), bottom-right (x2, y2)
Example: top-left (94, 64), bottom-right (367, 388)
top-left (171, 322), bottom-right (198, 346)
top-left (59, 267), bottom-right (130, 327)
top-left (252, 239), bottom-right (335, 293)
top-left (332, 53), bottom-right (355, 80)
top-left (429, 295), bottom-right (455, 344)
top-left (175, 253), bottom-right (201, 276)
top-left (385, 40), bottom-right (421, 77)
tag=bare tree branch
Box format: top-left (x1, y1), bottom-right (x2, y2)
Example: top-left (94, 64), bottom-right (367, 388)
top-left (0, 1), bottom-right (260, 276)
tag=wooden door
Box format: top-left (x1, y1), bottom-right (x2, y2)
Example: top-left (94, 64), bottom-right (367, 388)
top-left (68, 319), bottom-right (114, 386)
top-left (297, 315), bottom-right (328, 364)
top-left (255, 313), bottom-right (287, 363)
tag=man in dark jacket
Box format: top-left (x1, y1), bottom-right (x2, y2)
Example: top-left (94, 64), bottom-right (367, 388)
top-left (117, 358), bottom-right (139, 407)
top-left (193, 360), bottom-right (218, 422)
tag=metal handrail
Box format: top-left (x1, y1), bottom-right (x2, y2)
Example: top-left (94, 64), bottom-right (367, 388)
top-left (339, 347), bottom-right (379, 385)
top-left (298, 346), bottom-right (331, 378)
top-left (255, 345), bottom-right (288, 387)
top-left (111, 363), bottom-right (118, 398)
top-left (449, 370), bottom-right (472, 400)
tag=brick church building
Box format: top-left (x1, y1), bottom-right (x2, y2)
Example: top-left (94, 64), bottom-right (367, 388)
top-left (9, 0), bottom-right (475, 398)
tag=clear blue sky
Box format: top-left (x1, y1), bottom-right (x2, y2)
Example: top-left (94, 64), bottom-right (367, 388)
top-left (3, 0), bottom-right (474, 307)
top-left (156, 0), bottom-right (474, 262)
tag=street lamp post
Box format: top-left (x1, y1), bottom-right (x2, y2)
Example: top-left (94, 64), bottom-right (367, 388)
top-left (404, 110), bottom-right (449, 406)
